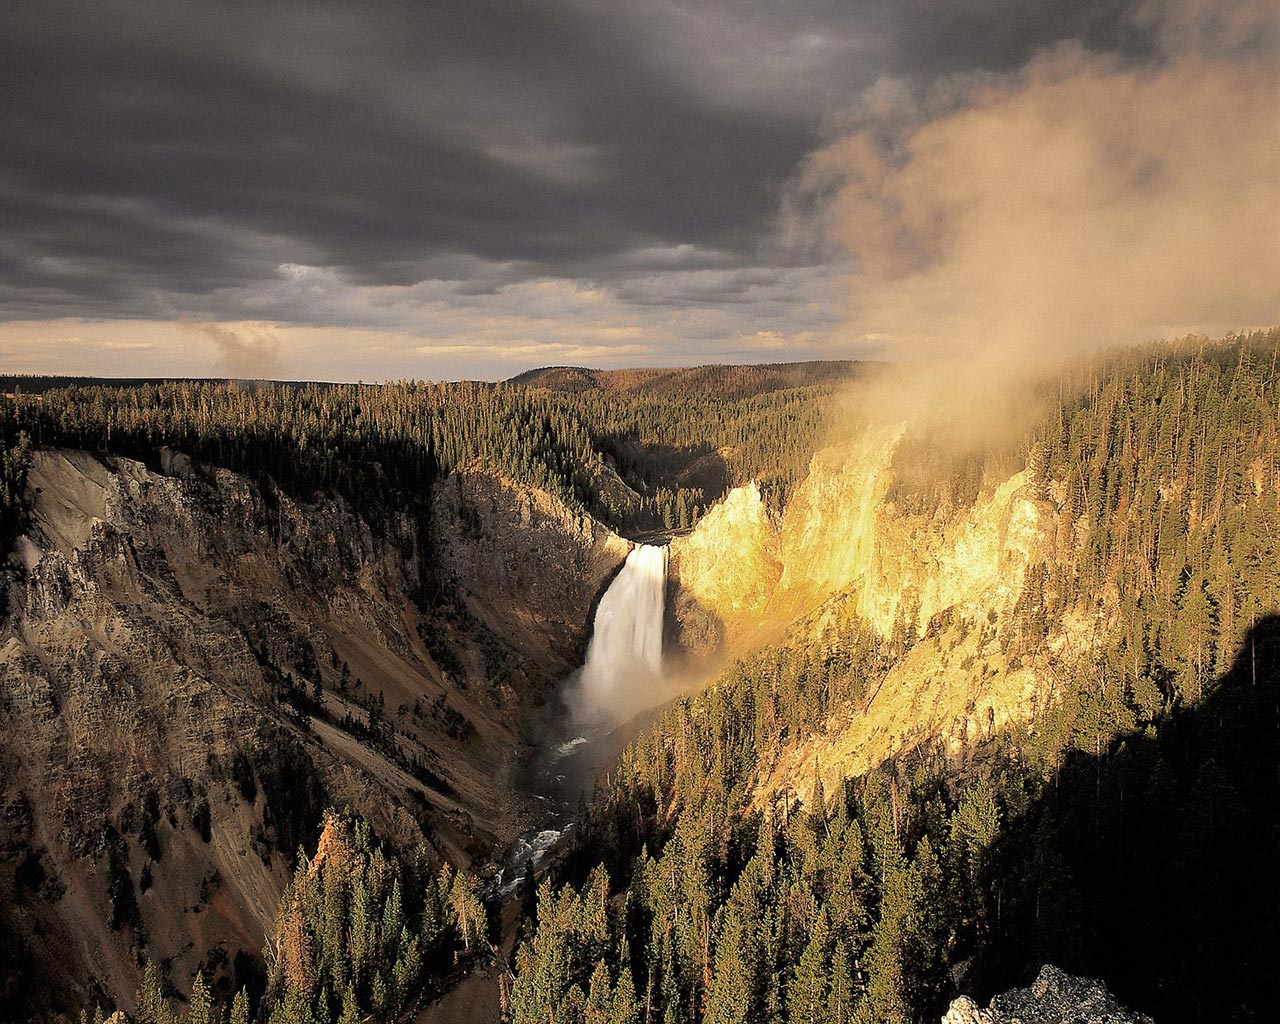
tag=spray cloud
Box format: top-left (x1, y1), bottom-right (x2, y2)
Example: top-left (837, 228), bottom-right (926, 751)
top-left (181, 319), bottom-right (284, 379)
top-left (795, 0), bottom-right (1279, 376)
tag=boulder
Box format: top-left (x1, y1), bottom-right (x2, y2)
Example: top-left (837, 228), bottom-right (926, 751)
top-left (943, 965), bottom-right (1154, 1024)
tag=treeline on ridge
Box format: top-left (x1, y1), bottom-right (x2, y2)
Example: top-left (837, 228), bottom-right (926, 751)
top-left (0, 364), bottom-right (850, 540)
top-left (506, 331), bottom-right (1280, 1024)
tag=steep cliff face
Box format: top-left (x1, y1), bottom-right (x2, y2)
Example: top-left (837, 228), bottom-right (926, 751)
top-left (669, 427), bottom-right (1096, 804)
top-left (0, 449), bottom-right (618, 1017)
top-left (430, 463), bottom-right (630, 676)
top-left (667, 482), bottom-right (781, 659)
top-left (854, 468), bottom-right (1047, 637)
top-left (672, 426), bottom-right (1049, 646)
top-left (668, 426), bottom-right (909, 653)
top-left (773, 425), bottom-right (905, 621)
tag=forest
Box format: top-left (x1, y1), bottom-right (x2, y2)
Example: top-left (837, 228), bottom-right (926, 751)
top-left (0, 365), bottom-right (849, 539)
top-left (506, 333), bottom-right (1280, 1024)
top-left (78, 811), bottom-right (491, 1024)
top-left (3, 335), bottom-right (1279, 1024)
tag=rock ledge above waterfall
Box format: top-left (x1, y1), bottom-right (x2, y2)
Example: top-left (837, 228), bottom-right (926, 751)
top-left (942, 966), bottom-right (1153, 1024)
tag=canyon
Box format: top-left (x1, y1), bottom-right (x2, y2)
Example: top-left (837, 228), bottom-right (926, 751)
top-left (1, 422), bottom-right (1079, 1013)
top-left (4, 337), bottom-right (1278, 1024)
top-left (668, 425), bottom-right (1094, 805)
top-left (0, 445), bottom-right (630, 1014)
top-left (0, 420), bottom-right (1151, 1016)
top-left (2, 421), bottom-right (1032, 1012)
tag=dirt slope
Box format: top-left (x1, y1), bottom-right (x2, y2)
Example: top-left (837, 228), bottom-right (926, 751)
top-left (0, 448), bottom-right (624, 1018)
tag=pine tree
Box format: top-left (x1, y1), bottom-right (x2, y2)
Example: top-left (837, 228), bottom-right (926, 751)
top-left (785, 912), bottom-right (829, 1024)
top-left (228, 989), bottom-right (250, 1024)
top-left (449, 870), bottom-right (487, 953)
top-left (584, 960), bottom-right (612, 1024)
top-left (336, 987), bottom-right (358, 1024)
top-left (138, 962), bottom-right (166, 1024)
top-left (704, 907), bottom-right (754, 1024)
top-left (827, 941), bottom-right (855, 1024)
top-left (186, 972), bottom-right (211, 1024)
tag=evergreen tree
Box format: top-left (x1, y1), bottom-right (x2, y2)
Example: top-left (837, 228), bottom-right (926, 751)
top-left (826, 941), bottom-right (855, 1024)
top-left (785, 912), bottom-right (830, 1024)
top-left (186, 973), bottom-right (211, 1024)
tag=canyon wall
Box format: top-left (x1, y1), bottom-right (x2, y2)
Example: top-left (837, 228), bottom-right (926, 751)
top-left (0, 449), bottom-right (623, 1016)
top-left (430, 463), bottom-right (629, 677)
top-left (669, 427), bottom-right (1098, 805)
top-left (671, 426), bottom-right (1049, 648)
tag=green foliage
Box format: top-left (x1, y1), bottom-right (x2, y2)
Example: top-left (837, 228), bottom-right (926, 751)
top-left (0, 370), bottom-right (841, 536)
top-left (260, 810), bottom-right (485, 1024)
top-left (134, 810), bottom-right (485, 1024)
top-left (0, 429), bottom-right (30, 558)
top-left (1014, 332), bottom-right (1280, 756)
top-left (510, 332), bottom-right (1280, 1024)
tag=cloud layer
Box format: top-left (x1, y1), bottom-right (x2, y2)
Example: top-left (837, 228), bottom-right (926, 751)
top-left (798, 0), bottom-right (1280, 363)
top-left (2, 0), bottom-right (1260, 378)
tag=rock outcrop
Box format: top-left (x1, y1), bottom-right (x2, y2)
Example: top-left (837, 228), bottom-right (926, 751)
top-left (943, 965), bottom-right (1154, 1024)
top-left (667, 482), bottom-right (780, 659)
top-left (667, 426), bottom-right (1109, 808)
top-left (0, 449), bottom-right (618, 1018)
top-left (671, 426), bottom-right (1051, 649)
top-left (430, 463), bottom-right (629, 676)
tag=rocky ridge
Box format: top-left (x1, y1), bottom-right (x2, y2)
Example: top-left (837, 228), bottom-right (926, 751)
top-left (943, 966), bottom-right (1154, 1024)
top-left (669, 426), bottom-right (1104, 806)
top-left (429, 462), bottom-right (629, 676)
top-left (0, 447), bottom-right (624, 1017)
top-left (670, 425), bottom-right (1052, 649)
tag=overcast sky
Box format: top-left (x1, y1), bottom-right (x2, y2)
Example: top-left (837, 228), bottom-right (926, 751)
top-left (1, 0), bottom-right (1271, 381)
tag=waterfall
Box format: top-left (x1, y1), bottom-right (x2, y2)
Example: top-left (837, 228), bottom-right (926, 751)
top-left (576, 543), bottom-right (667, 724)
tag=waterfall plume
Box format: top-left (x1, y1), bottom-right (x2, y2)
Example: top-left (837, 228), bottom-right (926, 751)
top-left (575, 543), bottom-right (667, 725)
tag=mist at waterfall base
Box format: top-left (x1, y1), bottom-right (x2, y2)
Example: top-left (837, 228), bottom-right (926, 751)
top-left (569, 543), bottom-right (676, 729)
top-left (496, 547), bottom-right (677, 896)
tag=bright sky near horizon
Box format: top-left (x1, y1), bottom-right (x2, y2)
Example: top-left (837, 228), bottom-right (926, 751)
top-left (1, 1), bottom-right (1276, 381)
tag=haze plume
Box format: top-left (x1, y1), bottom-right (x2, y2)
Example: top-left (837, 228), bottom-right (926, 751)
top-left (798, 0), bottom-right (1279, 372)
top-left (180, 319), bottom-right (283, 379)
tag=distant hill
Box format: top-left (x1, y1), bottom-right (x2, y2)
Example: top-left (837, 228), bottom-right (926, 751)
top-left (507, 360), bottom-right (864, 399)
top-left (0, 374), bottom-right (186, 394)
top-left (2, 362), bottom-right (866, 400)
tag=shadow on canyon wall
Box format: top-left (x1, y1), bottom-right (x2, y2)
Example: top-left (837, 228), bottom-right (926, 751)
top-left (978, 613), bottom-right (1280, 1024)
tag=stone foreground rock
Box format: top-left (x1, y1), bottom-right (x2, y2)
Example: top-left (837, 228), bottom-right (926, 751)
top-left (942, 965), bottom-right (1154, 1024)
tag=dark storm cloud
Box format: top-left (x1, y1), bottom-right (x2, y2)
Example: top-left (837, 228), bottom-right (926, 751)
top-left (0, 0), bottom-right (1148, 330)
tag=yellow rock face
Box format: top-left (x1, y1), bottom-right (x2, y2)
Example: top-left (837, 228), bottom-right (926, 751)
top-left (671, 423), bottom-right (1049, 645)
top-left (667, 424), bottom-right (1079, 806)
top-left (755, 624), bottom-right (1045, 811)
top-left (856, 468), bottom-right (1046, 638)
top-left (668, 482), bottom-right (781, 654)
top-left (774, 425), bottom-right (905, 623)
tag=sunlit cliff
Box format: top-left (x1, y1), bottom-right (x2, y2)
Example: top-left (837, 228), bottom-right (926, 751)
top-left (669, 422), bottom-right (1096, 804)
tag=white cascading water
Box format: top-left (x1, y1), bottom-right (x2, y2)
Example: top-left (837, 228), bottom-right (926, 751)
top-left (576, 543), bottom-right (667, 724)
top-left (501, 544), bottom-right (666, 893)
